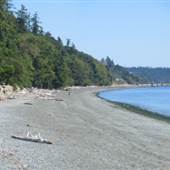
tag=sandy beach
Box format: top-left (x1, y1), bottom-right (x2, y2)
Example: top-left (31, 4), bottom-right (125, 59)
top-left (0, 87), bottom-right (170, 170)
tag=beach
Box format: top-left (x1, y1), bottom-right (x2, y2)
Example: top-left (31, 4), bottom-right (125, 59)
top-left (0, 87), bottom-right (170, 170)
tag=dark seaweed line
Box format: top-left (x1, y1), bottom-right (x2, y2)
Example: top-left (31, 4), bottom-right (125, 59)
top-left (96, 92), bottom-right (170, 124)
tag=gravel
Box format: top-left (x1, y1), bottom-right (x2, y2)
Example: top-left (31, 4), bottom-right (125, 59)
top-left (0, 87), bottom-right (170, 170)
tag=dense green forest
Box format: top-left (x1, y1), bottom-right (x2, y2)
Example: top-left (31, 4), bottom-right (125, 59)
top-left (0, 0), bottom-right (142, 89)
top-left (127, 67), bottom-right (170, 83)
top-left (101, 57), bottom-right (143, 84)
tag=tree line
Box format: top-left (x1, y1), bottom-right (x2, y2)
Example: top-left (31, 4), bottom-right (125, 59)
top-left (127, 67), bottom-right (170, 83)
top-left (0, 0), bottom-right (142, 89)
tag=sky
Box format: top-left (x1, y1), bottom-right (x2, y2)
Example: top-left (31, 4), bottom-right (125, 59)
top-left (12, 0), bottom-right (170, 67)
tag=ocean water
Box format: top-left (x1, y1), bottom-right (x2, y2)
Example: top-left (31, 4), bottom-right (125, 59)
top-left (99, 87), bottom-right (170, 117)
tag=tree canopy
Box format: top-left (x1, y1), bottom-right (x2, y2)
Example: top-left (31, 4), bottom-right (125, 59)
top-left (0, 2), bottom-right (142, 88)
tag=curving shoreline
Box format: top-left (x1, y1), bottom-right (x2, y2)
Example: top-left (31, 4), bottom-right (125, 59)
top-left (96, 88), bottom-right (170, 123)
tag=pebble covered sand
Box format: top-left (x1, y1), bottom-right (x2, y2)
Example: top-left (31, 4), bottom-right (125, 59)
top-left (0, 87), bottom-right (170, 170)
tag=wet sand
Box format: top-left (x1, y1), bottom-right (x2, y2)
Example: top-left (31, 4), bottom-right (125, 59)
top-left (0, 87), bottom-right (170, 170)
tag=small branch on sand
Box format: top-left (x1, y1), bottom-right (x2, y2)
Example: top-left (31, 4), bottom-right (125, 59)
top-left (24, 102), bottom-right (33, 105)
top-left (11, 132), bottom-right (52, 144)
top-left (55, 99), bottom-right (64, 101)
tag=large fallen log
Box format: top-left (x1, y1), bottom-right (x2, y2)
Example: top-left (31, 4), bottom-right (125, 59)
top-left (11, 132), bottom-right (52, 144)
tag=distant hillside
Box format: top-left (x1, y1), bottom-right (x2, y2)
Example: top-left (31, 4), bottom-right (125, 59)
top-left (127, 67), bottom-right (170, 83)
top-left (101, 57), bottom-right (145, 84)
top-left (0, 1), bottom-right (141, 88)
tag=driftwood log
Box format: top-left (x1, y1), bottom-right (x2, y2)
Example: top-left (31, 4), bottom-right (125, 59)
top-left (55, 99), bottom-right (64, 101)
top-left (24, 102), bottom-right (33, 105)
top-left (11, 133), bottom-right (52, 144)
top-left (43, 98), bottom-right (63, 101)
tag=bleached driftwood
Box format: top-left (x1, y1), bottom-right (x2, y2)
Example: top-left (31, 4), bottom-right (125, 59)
top-left (8, 96), bottom-right (16, 100)
top-left (38, 97), bottom-right (64, 101)
top-left (11, 132), bottom-right (52, 144)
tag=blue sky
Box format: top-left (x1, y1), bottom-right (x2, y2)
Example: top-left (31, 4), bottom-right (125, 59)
top-left (12, 0), bottom-right (170, 67)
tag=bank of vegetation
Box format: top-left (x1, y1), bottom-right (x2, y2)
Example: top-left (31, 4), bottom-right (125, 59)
top-left (0, 0), bottom-right (143, 89)
top-left (127, 67), bottom-right (170, 83)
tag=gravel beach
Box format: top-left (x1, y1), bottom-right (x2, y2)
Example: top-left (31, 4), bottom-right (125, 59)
top-left (0, 87), bottom-right (170, 170)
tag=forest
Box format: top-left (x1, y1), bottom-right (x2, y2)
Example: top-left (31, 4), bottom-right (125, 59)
top-left (127, 67), bottom-right (170, 83)
top-left (0, 0), bottom-right (142, 89)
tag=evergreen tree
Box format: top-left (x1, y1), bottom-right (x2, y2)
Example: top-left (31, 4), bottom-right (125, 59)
top-left (0, 0), bottom-right (11, 11)
top-left (66, 38), bottom-right (71, 47)
top-left (105, 56), bottom-right (114, 69)
top-left (31, 12), bottom-right (42, 34)
top-left (57, 36), bottom-right (63, 46)
top-left (16, 4), bottom-right (31, 32)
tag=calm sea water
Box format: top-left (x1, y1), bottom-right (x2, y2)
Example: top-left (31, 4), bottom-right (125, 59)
top-left (99, 87), bottom-right (170, 117)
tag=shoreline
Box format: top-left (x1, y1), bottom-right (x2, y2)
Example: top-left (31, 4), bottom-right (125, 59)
top-left (96, 87), bottom-right (170, 124)
top-left (1, 86), bottom-right (170, 169)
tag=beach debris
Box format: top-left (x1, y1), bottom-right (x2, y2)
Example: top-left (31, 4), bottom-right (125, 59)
top-left (29, 88), bottom-right (62, 100)
top-left (63, 87), bottom-right (71, 91)
top-left (16, 87), bottom-right (65, 101)
top-left (11, 132), bottom-right (52, 144)
top-left (24, 102), bottom-right (33, 105)
top-left (8, 96), bottom-right (16, 100)
top-left (0, 85), bottom-right (16, 101)
top-left (0, 85), bottom-right (14, 95)
top-left (55, 99), bottom-right (64, 101)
